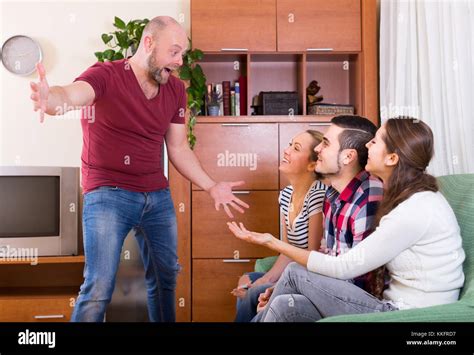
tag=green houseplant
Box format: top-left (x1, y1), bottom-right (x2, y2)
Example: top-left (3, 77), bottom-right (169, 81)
top-left (94, 16), bottom-right (207, 149)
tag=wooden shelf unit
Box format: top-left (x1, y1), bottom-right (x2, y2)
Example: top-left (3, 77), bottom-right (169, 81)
top-left (198, 52), bottom-right (367, 119)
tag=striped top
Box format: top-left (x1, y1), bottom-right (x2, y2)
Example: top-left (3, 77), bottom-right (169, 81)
top-left (279, 180), bottom-right (327, 249)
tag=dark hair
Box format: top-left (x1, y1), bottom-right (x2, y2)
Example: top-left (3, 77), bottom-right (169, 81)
top-left (369, 117), bottom-right (438, 298)
top-left (331, 115), bottom-right (377, 168)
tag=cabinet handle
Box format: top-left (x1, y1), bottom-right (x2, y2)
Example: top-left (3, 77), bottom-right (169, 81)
top-left (223, 259), bottom-right (251, 263)
top-left (34, 314), bottom-right (65, 319)
top-left (309, 123), bottom-right (329, 127)
top-left (307, 48), bottom-right (333, 52)
top-left (221, 48), bottom-right (248, 52)
top-left (221, 123), bottom-right (249, 127)
top-left (233, 191), bottom-right (250, 195)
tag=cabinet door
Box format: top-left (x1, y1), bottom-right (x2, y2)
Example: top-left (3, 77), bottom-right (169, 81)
top-left (279, 123), bottom-right (330, 189)
top-left (192, 190), bottom-right (279, 258)
top-left (0, 295), bottom-right (75, 322)
top-left (191, 0), bottom-right (277, 51)
top-left (192, 258), bottom-right (257, 322)
top-left (192, 123), bottom-right (279, 190)
top-left (277, 0), bottom-right (361, 52)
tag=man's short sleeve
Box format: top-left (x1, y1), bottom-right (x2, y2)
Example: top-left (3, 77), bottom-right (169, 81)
top-left (74, 61), bottom-right (113, 102)
top-left (171, 80), bottom-right (186, 124)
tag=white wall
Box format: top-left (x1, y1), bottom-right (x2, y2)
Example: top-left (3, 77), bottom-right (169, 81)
top-left (0, 0), bottom-right (190, 167)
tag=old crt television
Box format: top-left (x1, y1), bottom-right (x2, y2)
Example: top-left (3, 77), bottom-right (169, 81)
top-left (0, 166), bottom-right (79, 256)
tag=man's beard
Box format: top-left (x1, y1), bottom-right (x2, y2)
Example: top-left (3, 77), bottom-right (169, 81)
top-left (316, 155), bottom-right (343, 177)
top-left (147, 54), bottom-right (169, 84)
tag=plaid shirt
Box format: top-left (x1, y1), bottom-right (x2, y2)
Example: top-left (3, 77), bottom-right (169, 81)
top-left (323, 170), bottom-right (384, 289)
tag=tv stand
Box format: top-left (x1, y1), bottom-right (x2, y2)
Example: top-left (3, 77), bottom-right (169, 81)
top-left (0, 256), bottom-right (84, 322)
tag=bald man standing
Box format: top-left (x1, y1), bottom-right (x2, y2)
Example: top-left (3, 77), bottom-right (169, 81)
top-left (29, 16), bottom-right (248, 322)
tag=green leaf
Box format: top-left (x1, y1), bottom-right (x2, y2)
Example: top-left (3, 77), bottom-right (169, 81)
top-left (193, 64), bottom-right (204, 77)
top-left (179, 66), bottom-right (192, 81)
top-left (114, 16), bottom-right (126, 30)
top-left (112, 52), bottom-right (124, 60)
top-left (94, 52), bottom-right (104, 62)
top-left (101, 34), bottom-right (113, 45)
top-left (193, 49), bottom-right (204, 61)
top-left (135, 26), bottom-right (144, 41)
top-left (189, 49), bottom-right (204, 62)
top-left (115, 31), bottom-right (129, 48)
top-left (103, 49), bottom-right (115, 61)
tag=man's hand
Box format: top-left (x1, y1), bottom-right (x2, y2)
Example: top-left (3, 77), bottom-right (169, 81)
top-left (227, 222), bottom-right (274, 246)
top-left (30, 62), bottom-right (50, 123)
top-left (256, 286), bottom-right (275, 313)
top-left (209, 181), bottom-right (249, 218)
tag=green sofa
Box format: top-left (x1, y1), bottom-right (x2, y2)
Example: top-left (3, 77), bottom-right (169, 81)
top-left (256, 174), bottom-right (474, 322)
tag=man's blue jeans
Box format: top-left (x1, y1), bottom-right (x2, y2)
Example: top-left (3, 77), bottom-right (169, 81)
top-left (71, 186), bottom-right (180, 322)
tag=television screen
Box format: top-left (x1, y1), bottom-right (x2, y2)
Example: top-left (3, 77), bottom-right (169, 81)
top-left (0, 176), bottom-right (60, 237)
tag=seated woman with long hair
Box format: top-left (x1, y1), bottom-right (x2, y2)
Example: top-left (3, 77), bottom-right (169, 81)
top-left (232, 130), bottom-right (327, 322)
top-left (228, 118), bottom-right (465, 322)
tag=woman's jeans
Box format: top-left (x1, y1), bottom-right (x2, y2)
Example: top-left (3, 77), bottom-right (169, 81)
top-left (253, 262), bottom-right (398, 322)
top-left (71, 186), bottom-right (180, 322)
top-left (234, 272), bottom-right (274, 322)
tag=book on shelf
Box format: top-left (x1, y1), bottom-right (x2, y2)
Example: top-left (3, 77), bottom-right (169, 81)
top-left (222, 81), bottom-right (231, 116)
top-left (234, 83), bottom-right (240, 116)
top-left (230, 90), bottom-right (236, 116)
top-left (205, 83), bottom-right (213, 116)
top-left (238, 75), bottom-right (247, 116)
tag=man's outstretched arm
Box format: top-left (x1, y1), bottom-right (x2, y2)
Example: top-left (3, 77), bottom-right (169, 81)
top-left (30, 63), bottom-right (95, 122)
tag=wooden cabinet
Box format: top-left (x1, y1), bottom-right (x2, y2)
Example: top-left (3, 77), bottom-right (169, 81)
top-left (191, 0), bottom-right (277, 52)
top-left (169, 163), bottom-right (192, 322)
top-left (192, 123), bottom-right (279, 190)
top-left (192, 0), bottom-right (362, 53)
top-left (192, 190), bottom-right (279, 258)
top-left (0, 289), bottom-right (76, 322)
top-left (0, 257), bottom-right (84, 322)
top-left (277, 0), bottom-right (361, 52)
top-left (192, 259), bottom-right (257, 322)
top-left (189, 120), bottom-right (280, 321)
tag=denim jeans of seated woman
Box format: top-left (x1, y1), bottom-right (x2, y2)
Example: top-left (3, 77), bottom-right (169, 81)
top-left (235, 272), bottom-right (274, 322)
top-left (71, 186), bottom-right (180, 322)
top-left (252, 262), bottom-right (398, 322)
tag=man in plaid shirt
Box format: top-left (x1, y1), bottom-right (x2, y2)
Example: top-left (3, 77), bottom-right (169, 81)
top-left (316, 115), bottom-right (384, 290)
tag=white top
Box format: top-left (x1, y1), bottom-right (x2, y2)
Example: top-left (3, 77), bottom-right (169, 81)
top-left (279, 180), bottom-right (327, 248)
top-left (307, 191), bottom-right (466, 309)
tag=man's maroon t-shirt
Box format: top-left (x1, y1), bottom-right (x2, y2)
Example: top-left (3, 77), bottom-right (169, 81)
top-left (74, 59), bottom-right (186, 193)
